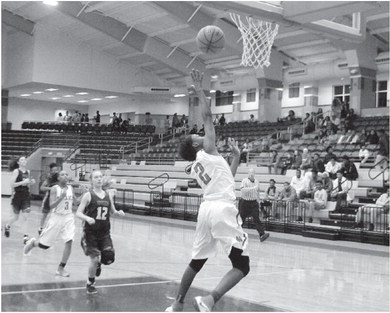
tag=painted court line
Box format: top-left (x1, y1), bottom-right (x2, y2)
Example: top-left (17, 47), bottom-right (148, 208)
top-left (2, 269), bottom-right (305, 295)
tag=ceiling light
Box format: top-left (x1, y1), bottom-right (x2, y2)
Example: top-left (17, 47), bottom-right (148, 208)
top-left (91, 98), bottom-right (102, 101)
top-left (105, 95), bottom-right (118, 99)
top-left (233, 93), bottom-right (240, 96)
top-left (20, 94), bottom-right (31, 97)
top-left (77, 100), bottom-right (88, 103)
top-left (63, 95), bottom-right (74, 98)
top-left (211, 75), bottom-right (219, 79)
top-left (51, 97), bottom-right (60, 100)
top-left (33, 91), bottom-right (43, 94)
top-left (76, 92), bottom-right (89, 95)
top-left (174, 94), bottom-right (186, 98)
top-left (210, 90), bottom-right (216, 93)
top-left (45, 88), bottom-right (58, 91)
top-left (43, 1), bottom-right (58, 6)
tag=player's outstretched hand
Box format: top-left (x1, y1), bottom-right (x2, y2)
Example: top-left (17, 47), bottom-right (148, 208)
top-left (227, 137), bottom-right (240, 157)
top-left (116, 210), bottom-right (125, 217)
top-left (190, 68), bottom-right (204, 91)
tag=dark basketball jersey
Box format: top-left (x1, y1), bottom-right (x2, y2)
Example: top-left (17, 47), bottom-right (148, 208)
top-left (84, 190), bottom-right (111, 234)
top-left (14, 169), bottom-right (29, 193)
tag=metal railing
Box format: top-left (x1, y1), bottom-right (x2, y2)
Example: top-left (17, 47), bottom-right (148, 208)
top-left (368, 158), bottom-right (389, 181)
top-left (119, 137), bottom-right (153, 160)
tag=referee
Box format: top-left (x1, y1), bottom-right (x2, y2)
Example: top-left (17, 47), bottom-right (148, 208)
top-left (239, 168), bottom-right (270, 242)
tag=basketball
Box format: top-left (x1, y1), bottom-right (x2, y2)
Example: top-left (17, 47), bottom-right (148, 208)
top-left (196, 25), bottom-right (225, 54)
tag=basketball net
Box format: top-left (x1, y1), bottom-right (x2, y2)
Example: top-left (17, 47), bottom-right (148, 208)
top-left (230, 13), bottom-right (279, 69)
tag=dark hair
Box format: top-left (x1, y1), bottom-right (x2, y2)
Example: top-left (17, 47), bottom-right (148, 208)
top-left (336, 170), bottom-right (343, 174)
top-left (269, 179), bottom-right (275, 183)
top-left (179, 136), bottom-right (197, 161)
top-left (342, 155), bottom-right (349, 160)
top-left (49, 163), bottom-right (57, 169)
top-left (326, 146), bottom-right (333, 152)
top-left (8, 158), bottom-right (19, 172)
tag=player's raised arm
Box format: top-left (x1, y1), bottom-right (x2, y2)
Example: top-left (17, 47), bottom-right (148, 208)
top-left (190, 69), bottom-right (217, 155)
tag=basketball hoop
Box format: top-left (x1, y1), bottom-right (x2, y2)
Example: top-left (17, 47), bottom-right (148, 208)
top-left (230, 13), bottom-right (279, 69)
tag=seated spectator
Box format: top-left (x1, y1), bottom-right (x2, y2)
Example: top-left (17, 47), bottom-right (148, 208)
top-left (325, 156), bottom-right (342, 180)
top-left (291, 149), bottom-right (302, 169)
top-left (189, 124), bottom-right (198, 134)
top-left (353, 190), bottom-right (390, 231)
top-left (198, 124), bottom-right (205, 136)
top-left (319, 129), bottom-right (332, 145)
top-left (317, 128), bottom-right (327, 143)
top-left (375, 129), bottom-right (389, 170)
top-left (300, 148), bottom-right (312, 171)
top-left (290, 169), bottom-right (305, 198)
top-left (281, 152), bottom-right (293, 175)
top-left (341, 155), bottom-right (358, 180)
top-left (312, 153), bottom-right (325, 173)
top-left (249, 114), bottom-right (256, 123)
top-left (303, 113), bottom-right (315, 134)
top-left (324, 146), bottom-right (337, 164)
top-left (306, 180), bottom-right (328, 223)
top-left (327, 129), bottom-right (340, 145)
top-left (213, 114), bottom-right (219, 126)
top-left (366, 129), bottom-right (379, 144)
top-left (216, 136), bottom-right (226, 150)
top-left (260, 179), bottom-right (278, 217)
top-left (240, 139), bottom-right (253, 163)
top-left (359, 144), bottom-right (371, 165)
top-left (331, 170), bottom-right (349, 211)
top-left (321, 172), bottom-right (333, 199)
top-left (219, 113), bottom-right (226, 126)
top-left (300, 170), bottom-right (319, 199)
top-left (321, 116), bottom-right (332, 129)
top-left (359, 128), bottom-right (368, 144)
top-left (278, 182), bottom-right (297, 202)
top-left (267, 150), bottom-right (281, 174)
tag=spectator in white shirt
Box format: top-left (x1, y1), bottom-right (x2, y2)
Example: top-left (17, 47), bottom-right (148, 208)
top-left (358, 144), bottom-right (371, 165)
top-left (290, 169), bottom-right (306, 198)
top-left (331, 170), bottom-right (349, 211)
top-left (325, 156), bottom-right (342, 179)
top-left (306, 180), bottom-right (328, 223)
top-left (353, 190), bottom-right (389, 231)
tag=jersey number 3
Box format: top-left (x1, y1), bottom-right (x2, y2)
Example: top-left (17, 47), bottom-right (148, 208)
top-left (194, 163), bottom-right (211, 185)
top-left (96, 207), bottom-right (108, 220)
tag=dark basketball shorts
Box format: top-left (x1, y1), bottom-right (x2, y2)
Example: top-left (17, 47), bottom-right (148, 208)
top-left (41, 193), bottom-right (51, 214)
top-left (11, 192), bottom-right (31, 214)
top-left (81, 231), bottom-right (113, 258)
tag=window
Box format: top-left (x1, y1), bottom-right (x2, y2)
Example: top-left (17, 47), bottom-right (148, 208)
top-left (377, 80), bottom-right (388, 108)
top-left (288, 83), bottom-right (300, 98)
top-left (333, 84), bottom-right (350, 107)
top-left (246, 88), bottom-right (256, 102)
top-left (215, 90), bottom-right (233, 106)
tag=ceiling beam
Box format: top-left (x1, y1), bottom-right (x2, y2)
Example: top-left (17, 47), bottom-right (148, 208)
top-left (53, 1), bottom-right (206, 76)
top-left (276, 39), bottom-right (329, 50)
top-left (366, 12), bottom-right (390, 22)
top-left (371, 27), bottom-right (389, 35)
top-left (2, 9), bottom-right (35, 35)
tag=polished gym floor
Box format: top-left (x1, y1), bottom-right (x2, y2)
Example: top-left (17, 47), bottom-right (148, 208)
top-left (1, 198), bottom-right (389, 312)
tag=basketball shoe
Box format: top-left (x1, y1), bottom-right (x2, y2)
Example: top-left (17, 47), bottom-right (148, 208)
top-left (165, 301), bottom-right (183, 312)
top-left (193, 296), bottom-right (213, 312)
top-left (56, 268), bottom-right (70, 277)
top-left (86, 282), bottom-right (98, 295)
top-left (23, 238), bottom-right (36, 256)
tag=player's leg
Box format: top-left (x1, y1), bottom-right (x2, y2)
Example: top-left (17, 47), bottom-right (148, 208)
top-left (4, 196), bottom-right (22, 237)
top-left (193, 201), bottom-right (250, 311)
top-left (98, 234), bottom-right (116, 277)
top-left (86, 255), bottom-right (100, 294)
top-left (81, 231), bottom-right (100, 294)
top-left (56, 215), bottom-right (75, 277)
top-left (39, 195), bottom-right (51, 235)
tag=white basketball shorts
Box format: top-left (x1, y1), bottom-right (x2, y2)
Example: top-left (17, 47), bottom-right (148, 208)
top-left (192, 199), bottom-right (249, 260)
top-left (40, 213), bottom-right (75, 247)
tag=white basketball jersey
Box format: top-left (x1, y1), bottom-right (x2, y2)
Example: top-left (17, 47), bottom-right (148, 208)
top-left (52, 185), bottom-right (73, 215)
top-left (191, 150), bottom-right (236, 201)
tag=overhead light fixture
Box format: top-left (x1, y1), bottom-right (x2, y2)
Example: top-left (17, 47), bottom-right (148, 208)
top-left (20, 94), bottom-right (31, 97)
top-left (174, 94), bottom-right (186, 98)
top-left (43, 1), bottom-right (58, 6)
top-left (45, 88), bottom-right (58, 91)
top-left (209, 90), bottom-right (216, 93)
top-left (78, 100), bottom-right (88, 103)
top-left (33, 91), bottom-right (43, 94)
top-left (91, 98), bottom-right (102, 101)
top-left (51, 97), bottom-right (60, 100)
top-left (233, 93), bottom-right (240, 96)
top-left (211, 75), bottom-right (219, 79)
top-left (76, 92), bottom-right (89, 95)
top-left (105, 95), bottom-right (118, 99)
top-left (63, 95), bottom-right (74, 98)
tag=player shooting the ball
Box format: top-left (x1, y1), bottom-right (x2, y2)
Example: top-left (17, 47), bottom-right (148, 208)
top-left (165, 69), bottom-right (250, 312)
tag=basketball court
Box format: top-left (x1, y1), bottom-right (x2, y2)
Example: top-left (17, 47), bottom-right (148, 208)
top-left (1, 198), bottom-right (389, 311)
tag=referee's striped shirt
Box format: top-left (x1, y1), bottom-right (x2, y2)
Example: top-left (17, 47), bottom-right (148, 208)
top-left (240, 177), bottom-right (259, 201)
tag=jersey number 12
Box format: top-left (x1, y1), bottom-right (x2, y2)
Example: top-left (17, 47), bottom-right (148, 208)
top-left (96, 207), bottom-right (108, 220)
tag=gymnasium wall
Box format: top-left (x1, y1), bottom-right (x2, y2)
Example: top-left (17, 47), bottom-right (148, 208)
top-left (8, 97), bottom-right (87, 130)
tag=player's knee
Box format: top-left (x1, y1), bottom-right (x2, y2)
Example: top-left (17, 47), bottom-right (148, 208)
top-left (101, 248), bottom-right (115, 265)
top-left (229, 247), bottom-right (250, 277)
top-left (38, 243), bottom-right (50, 250)
top-left (189, 258), bottom-right (208, 273)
